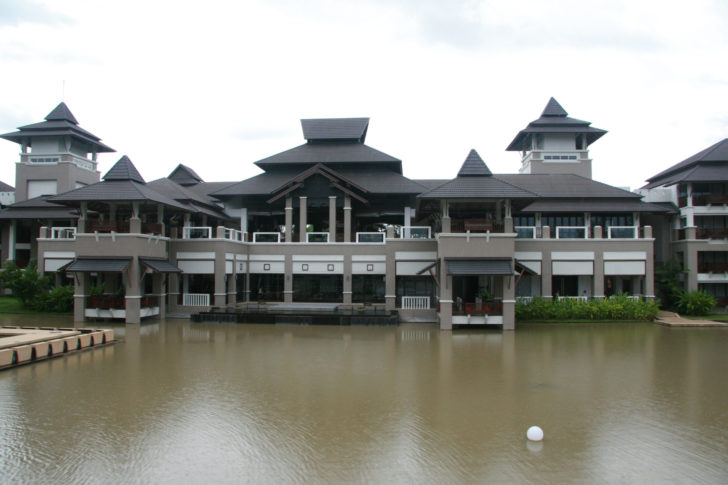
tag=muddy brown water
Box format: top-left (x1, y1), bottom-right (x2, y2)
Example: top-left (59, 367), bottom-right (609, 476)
top-left (1, 315), bottom-right (727, 484)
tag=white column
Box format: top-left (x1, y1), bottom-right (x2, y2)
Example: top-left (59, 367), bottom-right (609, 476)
top-left (240, 208), bottom-right (248, 235)
top-left (404, 206), bottom-right (411, 228)
top-left (8, 220), bottom-right (16, 261)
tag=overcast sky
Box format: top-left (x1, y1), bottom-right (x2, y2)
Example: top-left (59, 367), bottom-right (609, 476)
top-left (0, 0), bottom-right (726, 192)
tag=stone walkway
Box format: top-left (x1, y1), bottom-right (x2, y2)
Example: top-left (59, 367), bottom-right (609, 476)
top-left (655, 311), bottom-right (728, 327)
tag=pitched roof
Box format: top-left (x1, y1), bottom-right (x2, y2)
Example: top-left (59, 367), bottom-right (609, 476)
top-left (496, 174), bottom-right (640, 198)
top-left (253, 142), bottom-right (402, 172)
top-left (168, 164), bottom-right (203, 185)
top-left (506, 98), bottom-right (606, 151)
top-left (301, 118), bottom-right (369, 142)
top-left (643, 138), bottom-right (728, 188)
top-left (0, 195), bottom-right (78, 219)
top-left (457, 149), bottom-right (492, 177)
top-left (0, 181), bottom-right (14, 192)
top-left (519, 199), bottom-right (671, 213)
top-left (103, 156), bottom-right (145, 183)
top-left (418, 176), bottom-right (536, 199)
top-left (0, 102), bottom-right (114, 153)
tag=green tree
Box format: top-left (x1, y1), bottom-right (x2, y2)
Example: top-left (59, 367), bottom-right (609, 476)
top-left (0, 260), bottom-right (52, 308)
top-left (655, 259), bottom-right (686, 310)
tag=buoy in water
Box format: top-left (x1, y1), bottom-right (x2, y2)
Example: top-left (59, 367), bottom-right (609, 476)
top-left (527, 426), bottom-right (544, 441)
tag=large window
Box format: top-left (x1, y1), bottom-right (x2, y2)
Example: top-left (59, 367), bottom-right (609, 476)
top-left (352, 275), bottom-right (385, 304)
top-left (591, 213), bottom-right (633, 228)
top-left (293, 275), bottom-right (343, 303)
top-left (250, 274), bottom-right (284, 301)
top-left (541, 213), bottom-right (584, 228)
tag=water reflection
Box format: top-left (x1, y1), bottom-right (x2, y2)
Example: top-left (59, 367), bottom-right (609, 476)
top-left (0, 317), bottom-right (727, 484)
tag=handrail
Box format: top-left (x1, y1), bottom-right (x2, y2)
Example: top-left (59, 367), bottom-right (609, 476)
top-left (401, 296), bottom-right (430, 309)
top-left (401, 226), bottom-right (431, 239)
top-left (306, 232), bottom-right (330, 243)
top-left (514, 226), bottom-right (536, 239)
top-left (183, 226), bottom-right (212, 239)
top-left (50, 227), bottom-right (77, 239)
top-left (555, 226), bottom-right (587, 239)
top-left (183, 293), bottom-right (210, 306)
top-left (224, 228), bottom-right (244, 241)
top-left (253, 232), bottom-right (281, 243)
top-left (607, 226), bottom-right (638, 239)
top-left (356, 232), bottom-right (385, 243)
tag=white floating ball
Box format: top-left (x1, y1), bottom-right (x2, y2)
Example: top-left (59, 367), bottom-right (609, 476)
top-left (526, 426), bottom-right (544, 442)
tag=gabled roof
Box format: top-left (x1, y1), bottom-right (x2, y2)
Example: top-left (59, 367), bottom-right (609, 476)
top-left (506, 97), bottom-right (607, 151)
top-left (168, 164), bottom-right (203, 185)
top-left (457, 149), bottom-right (492, 177)
top-left (0, 102), bottom-right (114, 153)
top-left (0, 181), bottom-right (14, 192)
top-left (103, 156), bottom-right (145, 183)
top-left (643, 138), bottom-right (728, 188)
top-left (418, 176), bottom-right (536, 199)
top-left (301, 118), bottom-right (369, 142)
top-left (253, 142), bottom-right (402, 172)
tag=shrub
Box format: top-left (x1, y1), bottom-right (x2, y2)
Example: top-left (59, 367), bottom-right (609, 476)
top-left (676, 290), bottom-right (716, 316)
top-left (0, 260), bottom-right (51, 306)
top-left (33, 285), bottom-right (74, 313)
top-left (516, 294), bottom-right (659, 322)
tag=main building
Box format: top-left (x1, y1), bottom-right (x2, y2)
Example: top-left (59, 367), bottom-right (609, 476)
top-left (1, 98), bottom-right (708, 329)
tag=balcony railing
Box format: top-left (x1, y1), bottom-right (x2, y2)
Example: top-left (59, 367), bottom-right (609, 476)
top-left (401, 296), bottom-right (430, 309)
top-left (87, 221), bottom-right (130, 233)
top-left (183, 226), bottom-right (212, 239)
top-left (86, 295), bottom-right (125, 309)
top-left (698, 262), bottom-right (728, 273)
top-left (253, 232), bottom-right (281, 243)
top-left (224, 228), bottom-right (245, 241)
top-left (697, 228), bottom-right (728, 239)
top-left (452, 300), bottom-right (503, 316)
top-left (556, 226), bottom-right (587, 239)
top-left (183, 293), bottom-right (210, 306)
top-left (356, 232), bottom-right (385, 243)
top-left (50, 227), bottom-right (76, 239)
top-left (692, 194), bottom-right (728, 206)
top-left (607, 226), bottom-right (638, 239)
top-left (451, 219), bottom-right (504, 233)
top-left (401, 226), bottom-right (431, 239)
top-left (515, 226), bottom-right (537, 239)
top-left (306, 232), bottom-right (330, 243)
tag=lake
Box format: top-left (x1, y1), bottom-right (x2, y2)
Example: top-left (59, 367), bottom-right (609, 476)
top-left (1, 316), bottom-right (727, 484)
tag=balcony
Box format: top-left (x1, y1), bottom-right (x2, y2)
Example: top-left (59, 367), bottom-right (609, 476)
top-left (306, 232), bottom-right (330, 243)
top-left (607, 226), bottom-right (638, 239)
top-left (85, 295), bottom-right (160, 319)
top-left (50, 227), bottom-right (76, 239)
top-left (515, 225), bottom-right (647, 240)
top-left (556, 226), bottom-right (587, 239)
top-left (697, 228), bottom-right (728, 240)
top-left (400, 226), bottom-right (431, 239)
top-left (356, 232), bottom-right (385, 243)
top-left (451, 219), bottom-right (505, 233)
top-left (692, 194), bottom-right (728, 206)
top-left (698, 262), bottom-right (728, 273)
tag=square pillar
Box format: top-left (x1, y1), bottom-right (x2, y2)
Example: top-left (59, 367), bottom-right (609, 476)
top-left (541, 250), bottom-right (552, 299)
top-left (77, 202), bottom-right (87, 233)
top-left (329, 196), bottom-right (337, 242)
top-left (285, 197), bottom-right (293, 243)
top-left (284, 255), bottom-right (293, 303)
top-left (125, 259), bottom-right (141, 324)
top-left (214, 251), bottom-right (227, 307)
top-left (439, 262), bottom-right (453, 330)
top-left (502, 274), bottom-right (515, 330)
top-left (343, 254), bottom-right (352, 304)
top-left (344, 196), bottom-right (352, 242)
top-left (73, 272), bottom-right (88, 323)
top-left (227, 268), bottom-right (237, 305)
top-left (299, 196), bottom-right (307, 242)
top-left (153, 273), bottom-right (166, 317)
top-left (594, 249), bottom-right (605, 298)
top-left (441, 200), bottom-right (451, 233)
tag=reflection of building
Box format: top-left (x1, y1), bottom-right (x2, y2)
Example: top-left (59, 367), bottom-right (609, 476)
top-left (642, 139), bottom-right (728, 305)
top-left (0, 99), bottom-right (675, 328)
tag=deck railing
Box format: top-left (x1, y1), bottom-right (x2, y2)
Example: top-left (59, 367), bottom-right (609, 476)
top-left (401, 226), bottom-right (431, 239)
top-left (555, 226), bottom-right (587, 239)
top-left (306, 232), bottom-right (330, 243)
top-left (607, 226), bottom-right (638, 238)
top-left (183, 293), bottom-right (210, 306)
top-left (224, 228), bottom-right (245, 241)
top-left (356, 232), bottom-right (385, 243)
top-left (183, 226), bottom-right (212, 239)
top-left (452, 300), bottom-right (503, 316)
top-left (515, 226), bottom-right (537, 239)
top-left (50, 227), bottom-right (76, 239)
top-left (401, 296), bottom-right (430, 309)
top-left (253, 232), bottom-right (281, 243)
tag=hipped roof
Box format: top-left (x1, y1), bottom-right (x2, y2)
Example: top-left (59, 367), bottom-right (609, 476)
top-left (0, 102), bottom-right (114, 153)
top-left (506, 97), bottom-right (606, 151)
top-left (643, 138), bottom-right (728, 188)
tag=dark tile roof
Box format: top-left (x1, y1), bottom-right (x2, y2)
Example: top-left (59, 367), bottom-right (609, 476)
top-left (0, 181), bottom-right (14, 192)
top-left (49, 180), bottom-right (190, 211)
top-left (140, 258), bottom-right (181, 273)
top-left (418, 176), bottom-right (536, 199)
top-left (0, 195), bottom-right (78, 219)
top-left (103, 156), bottom-right (145, 183)
top-left (412, 179), bottom-right (450, 189)
top-left (506, 98), bottom-right (606, 151)
top-left (496, 174), bottom-right (640, 198)
top-left (644, 139), bottom-right (728, 188)
top-left (457, 149), bottom-right (493, 176)
top-left (301, 118), bottom-right (369, 142)
top-left (254, 142), bottom-right (401, 171)
top-left (0, 102), bottom-right (114, 153)
top-left (147, 178), bottom-right (212, 206)
top-left (519, 199), bottom-right (671, 213)
top-left (168, 164), bottom-right (203, 185)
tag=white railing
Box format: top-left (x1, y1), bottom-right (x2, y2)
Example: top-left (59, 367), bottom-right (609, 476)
top-left (608, 226), bottom-right (638, 239)
top-left (50, 227), bottom-right (77, 239)
top-left (224, 228), bottom-right (244, 241)
top-left (356, 232), bottom-right (385, 243)
top-left (515, 226), bottom-right (536, 239)
top-left (516, 296), bottom-right (534, 303)
top-left (401, 226), bottom-right (431, 239)
top-left (402, 296), bottom-right (430, 309)
top-left (555, 226), bottom-right (587, 239)
top-left (183, 293), bottom-right (210, 306)
top-left (306, 232), bottom-right (330, 243)
top-left (558, 296), bottom-right (588, 302)
top-left (253, 232), bottom-right (281, 243)
top-left (183, 226), bottom-right (212, 239)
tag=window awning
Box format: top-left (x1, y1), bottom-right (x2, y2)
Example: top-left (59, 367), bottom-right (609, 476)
top-left (140, 258), bottom-right (182, 273)
top-left (445, 259), bottom-right (513, 275)
top-left (60, 258), bottom-right (132, 272)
